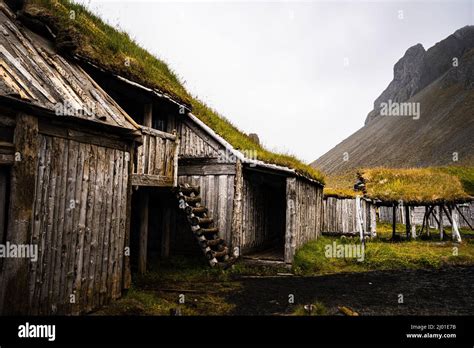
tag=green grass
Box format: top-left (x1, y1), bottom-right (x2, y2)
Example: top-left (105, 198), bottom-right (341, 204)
top-left (292, 302), bottom-right (327, 316)
top-left (293, 223), bottom-right (474, 276)
top-left (94, 256), bottom-right (240, 316)
top-left (25, 0), bottom-right (191, 104)
top-left (437, 166), bottom-right (474, 196)
top-left (23, 0), bottom-right (325, 182)
top-left (323, 166), bottom-right (474, 201)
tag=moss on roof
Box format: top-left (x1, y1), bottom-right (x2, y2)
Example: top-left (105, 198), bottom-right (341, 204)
top-left (322, 171), bottom-right (357, 198)
top-left (359, 167), bottom-right (472, 204)
top-left (22, 0), bottom-right (324, 183)
top-left (23, 0), bottom-right (191, 105)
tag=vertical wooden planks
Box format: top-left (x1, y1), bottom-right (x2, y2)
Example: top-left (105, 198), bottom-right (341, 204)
top-left (285, 177), bottom-right (297, 264)
top-left (230, 161), bottom-right (243, 255)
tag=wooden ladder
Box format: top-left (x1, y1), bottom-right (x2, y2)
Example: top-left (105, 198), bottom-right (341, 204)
top-left (175, 183), bottom-right (236, 268)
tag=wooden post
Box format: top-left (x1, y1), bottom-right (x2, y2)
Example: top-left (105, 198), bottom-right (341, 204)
top-left (392, 204), bottom-right (397, 239)
top-left (172, 133), bottom-right (179, 188)
top-left (370, 204), bottom-right (377, 236)
top-left (410, 207), bottom-right (416, 239)
top-left (122, 146), bottom-right (134, 290)
top-left (230, 160), bottom-right (243, 258)
top-left (285, 177), bottom-right (297, 264)
top-left (439, 204), bottom-right (444, 240)
top-left (144, 103), bottom-right (153, 128)
top-left (405, 205), bottom-right (411, 239)
top-left (450, 205), bottom-right (462, 242)
top-left (455, 204), bottom-right (473, 230)
top-left (426, 206), bottom-right (431, 237)
top-left (161, 206), bottom-right (171, 258)
top-left (0, 113), bottom-right (39, 315)
top-left (138, 190), bottom-right (149, 274)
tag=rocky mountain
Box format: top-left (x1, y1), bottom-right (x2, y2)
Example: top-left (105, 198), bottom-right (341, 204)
top-left (312, 26), bottom-right (474, 175)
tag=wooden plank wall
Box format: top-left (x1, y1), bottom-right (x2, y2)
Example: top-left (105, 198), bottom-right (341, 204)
top-left (285, 177), bottom-right (323, 262)
top-left (322, 197), bottom-right (375, 233)
top-left (178, 121), bottom-right (220, 158)
top-left (28, 134), bottom-right (130, 315)
top-left (240, 177), bottom-right (267, 253)
top-left (240, 176), bottom-right (286, 254)
top-left (292, 178), bottom-right (323, 250)
top-left (135, 127), bottom-right (177, 179)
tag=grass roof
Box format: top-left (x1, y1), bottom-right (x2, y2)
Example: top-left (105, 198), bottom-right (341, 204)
top-left (359, 167), bottom-right (473, 204)
top-left (323, 166), bottom-right (474, 203)
top-left (22, 0), bottom-right (324, 183)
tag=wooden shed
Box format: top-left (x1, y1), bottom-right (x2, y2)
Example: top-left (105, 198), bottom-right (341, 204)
top-left (0, 4), bottom-right (141, 314)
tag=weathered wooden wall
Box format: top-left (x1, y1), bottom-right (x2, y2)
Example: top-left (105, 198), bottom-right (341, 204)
top-left (178, 121), bottom-right (221, 158)
top-left (240, 173), bottom-right (286, 254)
top-left (322, 197), bottom-right (376, 234)
top-left (0, 122), bottom-right (132, 315)
top-left (285, 177), bottom-right (323, 263)
top-left (29, 134), bottom-right (130, 315)
top-left (378, 203), bottom-right (473, 228)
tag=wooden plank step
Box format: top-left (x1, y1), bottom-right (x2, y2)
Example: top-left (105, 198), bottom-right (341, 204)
top-left (197, 227), bottom-right (219, 236)
top-left (212, 248), bottom-right (229, 258)
top-left (190, 216), bottom-right (213, 226)
top-left (191, 206), bottom-right (208, 214)
top-left (207, 238), bottom-right (225, 247)
top-left (179, 185), bottom-right (200, 196)
top-left (184, 196), bottom-right (201, 204)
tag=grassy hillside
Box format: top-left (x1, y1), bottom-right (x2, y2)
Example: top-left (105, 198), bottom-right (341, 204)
top-left (23, 0), bottom-right (324, 182)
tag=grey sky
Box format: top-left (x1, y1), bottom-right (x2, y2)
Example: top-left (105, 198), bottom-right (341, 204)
top-left (76, 0), bottom-right (473, 163)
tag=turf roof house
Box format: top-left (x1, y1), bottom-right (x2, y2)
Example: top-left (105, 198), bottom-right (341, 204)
top-left (0, 2), bottom-right (140, 315)
top-left (21, 0), bottom-right (326, 267)
top-left (0, 0), bottom-right (325, 314)
top-left (87, 62), bottom-right (325, 268)
top-left (357, 169), bottom-right (473, 241)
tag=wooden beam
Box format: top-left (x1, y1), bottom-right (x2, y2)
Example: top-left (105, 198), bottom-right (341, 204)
top-left (161, 206), bottom-right (171, 259)
top-left (143, 103), bottom-right (152, 128)
top-left (441, 205), bottom-right (453, 226)
top-left (439, 204), bottom-right (444, 241)
top-left (178, 164), bottom-right (236, 176)
top-left (405, 205), bottom-right (411, 239)
top-left (172, 135), bottom-right (179, 187)
top-left (138, 190), bottom-right (149, 275)
top-left (230, 160), bottom-right (243, 257)
top-left (122, 146), bottom-right (134, 291)
top-left (285, 177), bottom-right (297, 263)
top-left (450, 205), bottom-right (462, 242)
top-left (0, 113), bottom-right (39, 315)
top-left (392, 204), bottom-right (397, 239)
top-left (455, 204), bottom-right (473, 230)
top-left (131, 174), bottom-right (173, 187)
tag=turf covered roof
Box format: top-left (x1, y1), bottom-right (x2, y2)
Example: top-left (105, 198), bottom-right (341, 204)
top-left (358, 167), bottom-right (473, 205)
top-left (21, 0), bottom-right (324, 183)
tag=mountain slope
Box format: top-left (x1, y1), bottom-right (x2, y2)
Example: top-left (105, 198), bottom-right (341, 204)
top-left (312, 27), bottom-right (474, 175)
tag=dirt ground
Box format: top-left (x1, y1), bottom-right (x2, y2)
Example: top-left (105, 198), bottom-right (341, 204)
top-left (226, 265), bottom-right (474, 315)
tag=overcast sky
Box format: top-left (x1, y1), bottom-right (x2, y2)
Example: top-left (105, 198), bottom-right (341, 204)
top-left (76, 0), bottom-right (473, 163)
